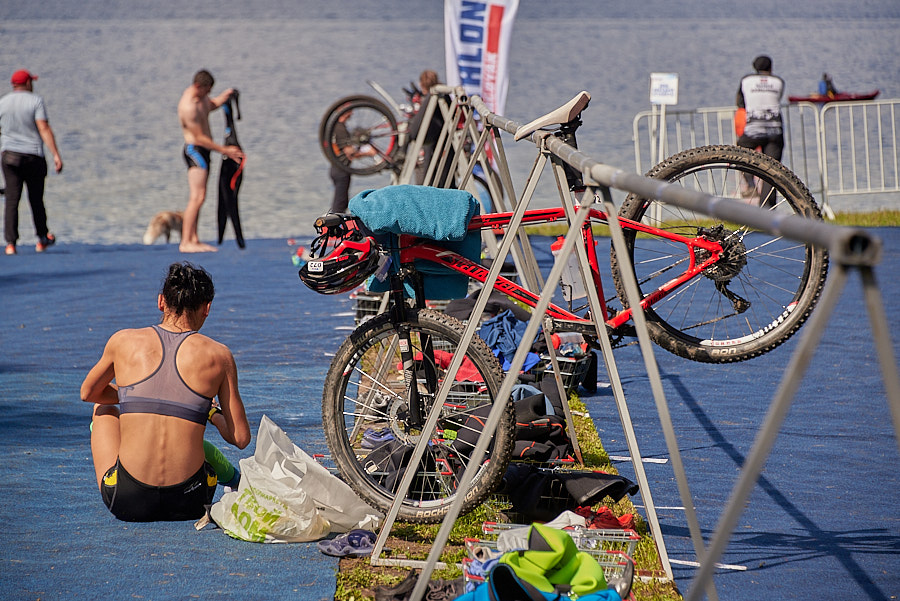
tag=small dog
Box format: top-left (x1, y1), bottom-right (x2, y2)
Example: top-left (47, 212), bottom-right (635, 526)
top-left (143, 210), bottom-right (184, 245)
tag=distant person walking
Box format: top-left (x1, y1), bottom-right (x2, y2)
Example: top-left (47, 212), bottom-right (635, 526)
top-left (81, 262), bottom-right (251, 522)
top-left (177, 69), bottom-right (244, 253)
top-left (735, 55), bottom-right (785, 162)
top-left (1, 69), bottom-right (63, 255)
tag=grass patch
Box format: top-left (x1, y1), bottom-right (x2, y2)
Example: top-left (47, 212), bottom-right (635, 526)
top-left (334, 393), bottom-right (681, 601)
top-left (830, 209), bottom-right (900, 227)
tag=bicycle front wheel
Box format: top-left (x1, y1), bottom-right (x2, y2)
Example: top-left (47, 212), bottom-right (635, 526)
top-left (611, 145), bottom-right (829, 363)
top-left (322, 309), bottom-right (514, 523)
top-left (318, 95), bottom-right (401, 176)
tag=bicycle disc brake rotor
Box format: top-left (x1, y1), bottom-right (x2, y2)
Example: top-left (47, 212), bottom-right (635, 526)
top-left (349, 127), bottom-right (371, 146)
top-left (386, 392), bottom-right (432, 444)
top-left (696, 224), bottom-right (747, 282)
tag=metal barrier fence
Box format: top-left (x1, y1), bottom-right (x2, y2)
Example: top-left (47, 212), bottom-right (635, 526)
top-left (634, 98), bottom-right (900, 218)
top-left (820, 99), bottom-right (900, 201)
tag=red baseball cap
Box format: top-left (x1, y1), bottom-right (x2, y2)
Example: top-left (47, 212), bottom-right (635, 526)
top-left (11, 70), bottom-right (38, 85)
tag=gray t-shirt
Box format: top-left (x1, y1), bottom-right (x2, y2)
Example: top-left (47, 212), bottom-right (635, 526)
top-left (0, 90), bottom-right (48, 156)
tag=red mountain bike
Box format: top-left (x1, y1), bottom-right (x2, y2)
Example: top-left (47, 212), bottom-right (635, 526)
top-left (300, 105), bottom-right (828, 522)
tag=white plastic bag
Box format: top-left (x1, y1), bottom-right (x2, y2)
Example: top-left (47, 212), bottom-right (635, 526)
top-left (210, 415), bottom-right (382, 542)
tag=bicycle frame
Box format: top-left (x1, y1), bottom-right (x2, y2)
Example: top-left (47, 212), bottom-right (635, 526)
top-left (390, 204), bottom-right (726, 335)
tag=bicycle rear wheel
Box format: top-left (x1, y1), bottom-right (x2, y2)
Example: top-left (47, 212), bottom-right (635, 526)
top-left (318, 95), bottom-right (401, 176)
top-left (321, 309), bottom-right (514, 523)
top-left (611, 145), bottom-right (829, 363)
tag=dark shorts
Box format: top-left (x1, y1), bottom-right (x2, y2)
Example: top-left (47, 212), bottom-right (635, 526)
top-left (736, 133), bottom-right (784, 161)
top-left (183, 144), bottom-right (211, 170)
top-left (101, 459), bottom-right (216, 522)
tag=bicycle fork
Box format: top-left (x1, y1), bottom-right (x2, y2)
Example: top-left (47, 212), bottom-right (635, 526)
top-left (388, 271), bottom-right (437, 431)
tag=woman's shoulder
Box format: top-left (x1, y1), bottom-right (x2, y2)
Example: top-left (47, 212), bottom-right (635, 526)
top-left (108, 326), bottom-right (156, 344)
top-left (185, 331), bottom-right (232, 357)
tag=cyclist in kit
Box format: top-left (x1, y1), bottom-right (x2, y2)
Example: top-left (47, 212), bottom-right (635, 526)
top-left (735, 55), bottom-right (785, 162)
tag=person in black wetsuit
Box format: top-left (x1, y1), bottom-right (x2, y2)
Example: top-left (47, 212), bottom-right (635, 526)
top-left (327, 107), bottom-right (377, 213)
top-left (328, 109), bottom-right (355, 213)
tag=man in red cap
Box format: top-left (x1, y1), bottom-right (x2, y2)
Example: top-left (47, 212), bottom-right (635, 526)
top-left (1, 69), bottom-right (63, 255)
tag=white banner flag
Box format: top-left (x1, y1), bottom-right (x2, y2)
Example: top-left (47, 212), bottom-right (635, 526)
top-left (444, 0), bottom-right (519, 116)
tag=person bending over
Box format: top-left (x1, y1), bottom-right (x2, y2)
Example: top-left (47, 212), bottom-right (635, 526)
top-left (177, 69), bottom-right (244, 253)
top-left (81, 262), bottom-right (251, 522)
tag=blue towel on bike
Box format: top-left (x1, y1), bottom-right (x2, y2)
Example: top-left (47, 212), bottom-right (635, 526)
top-left (348, 185), bottom-right (479, 241)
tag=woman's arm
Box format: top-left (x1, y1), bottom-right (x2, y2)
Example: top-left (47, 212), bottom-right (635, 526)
top-left (80, 334), bottom-right (121, 405)
top-left (213, 348), bottom-right (251, 449)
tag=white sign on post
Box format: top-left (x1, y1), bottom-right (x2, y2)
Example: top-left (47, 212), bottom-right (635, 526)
top-left (648, 73), bottom-right (678, 226)
top-left (650, 72), bottom-right (679, 105)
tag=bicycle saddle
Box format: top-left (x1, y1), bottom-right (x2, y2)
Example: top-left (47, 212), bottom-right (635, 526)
top-left (514, 91), bottom-right (591, 141)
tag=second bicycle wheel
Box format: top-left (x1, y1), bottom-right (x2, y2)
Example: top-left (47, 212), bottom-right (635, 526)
top-left (322, 309), bottom-right (515, 523)
top-left (611, 145), bottom-right (829, 363)
top-left (318, 95), bottom-right (402, 176)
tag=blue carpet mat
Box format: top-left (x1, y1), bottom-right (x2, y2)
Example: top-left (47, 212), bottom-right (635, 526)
top-left (573, 231), bottom-right (900, 600)
top-left (1, 239), bottom-right (345, 601)
top-left (1, 233), bottom-right (898, 600)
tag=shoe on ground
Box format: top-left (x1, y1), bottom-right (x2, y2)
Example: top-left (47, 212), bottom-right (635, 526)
top-left (36, 233), bottom-right (56, 252)
top-left (5, 244), bottom-right (15, 255)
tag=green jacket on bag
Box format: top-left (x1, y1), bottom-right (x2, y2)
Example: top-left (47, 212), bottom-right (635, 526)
top-left (499, 522), bottom-right (608, 597)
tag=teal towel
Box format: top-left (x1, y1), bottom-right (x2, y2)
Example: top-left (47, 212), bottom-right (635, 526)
top-left (349, 185), bottom-right (479, 241)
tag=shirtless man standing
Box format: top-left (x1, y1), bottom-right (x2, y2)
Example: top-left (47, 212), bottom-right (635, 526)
top-left (177, 70), bottom-right (244, 253)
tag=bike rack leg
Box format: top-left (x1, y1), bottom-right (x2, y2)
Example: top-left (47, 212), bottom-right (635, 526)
top-left (860, 266), bottom-right (900, 452)
top-left (601, 188), bottom-right (718, 596)
top-left (547, 149), bottom-right (687, 585)
top-left (368, 147), bottom-right (551, 576)
top-left (683, 261), bottom-right (900, 601)
top-left (405, 153), bottom-right (600, 601)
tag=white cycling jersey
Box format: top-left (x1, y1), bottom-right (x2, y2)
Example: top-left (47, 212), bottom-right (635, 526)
top-left (737, 73), bottom-right (784, 137)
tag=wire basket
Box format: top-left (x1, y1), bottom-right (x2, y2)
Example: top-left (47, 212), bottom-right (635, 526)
top-left (530, 353), bottom-right (592, 393)
top-left (464, 522), bottom-right (639, 582)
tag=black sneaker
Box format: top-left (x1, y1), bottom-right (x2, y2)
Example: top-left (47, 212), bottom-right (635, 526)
top-left (36, 233), bottom-right (56, 253)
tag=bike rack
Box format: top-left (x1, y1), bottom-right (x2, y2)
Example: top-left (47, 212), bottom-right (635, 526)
top-left (364, 89), bottom-right (899, 601)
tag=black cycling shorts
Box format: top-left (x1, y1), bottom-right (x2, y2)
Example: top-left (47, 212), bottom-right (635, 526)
top-left (101, 459), bottom-right (216, 522)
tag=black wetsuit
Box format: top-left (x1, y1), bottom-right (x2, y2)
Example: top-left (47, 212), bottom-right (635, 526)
top-left (217, 95), bottom-right (245, 248)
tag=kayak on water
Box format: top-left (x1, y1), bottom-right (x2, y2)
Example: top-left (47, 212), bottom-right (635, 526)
top-left (788, 90), bottom-right (880, 103)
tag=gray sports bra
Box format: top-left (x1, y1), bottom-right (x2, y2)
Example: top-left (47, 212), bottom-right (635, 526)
top-left (117, 325), bottom-right (213, 425)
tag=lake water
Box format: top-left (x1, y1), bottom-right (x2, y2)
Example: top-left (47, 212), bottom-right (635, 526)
top-left (2, 0), bottom-right (898, 245)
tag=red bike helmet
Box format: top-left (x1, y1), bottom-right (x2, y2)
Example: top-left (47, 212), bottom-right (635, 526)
top-left (299, 222), bottom-right (381, 295)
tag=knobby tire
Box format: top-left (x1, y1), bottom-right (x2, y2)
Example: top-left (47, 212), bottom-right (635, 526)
top-left (321, 309), bottom-right (515, 523)
top-left (610, 145), bottom-right (829, 363)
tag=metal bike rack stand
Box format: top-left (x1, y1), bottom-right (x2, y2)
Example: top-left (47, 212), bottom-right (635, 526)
top-left (366, 91), bottom-right (898, 601)
top-left (491, 96), bottom-right (898, 600)
top-left (375, 94), bottom-right (686, 600)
